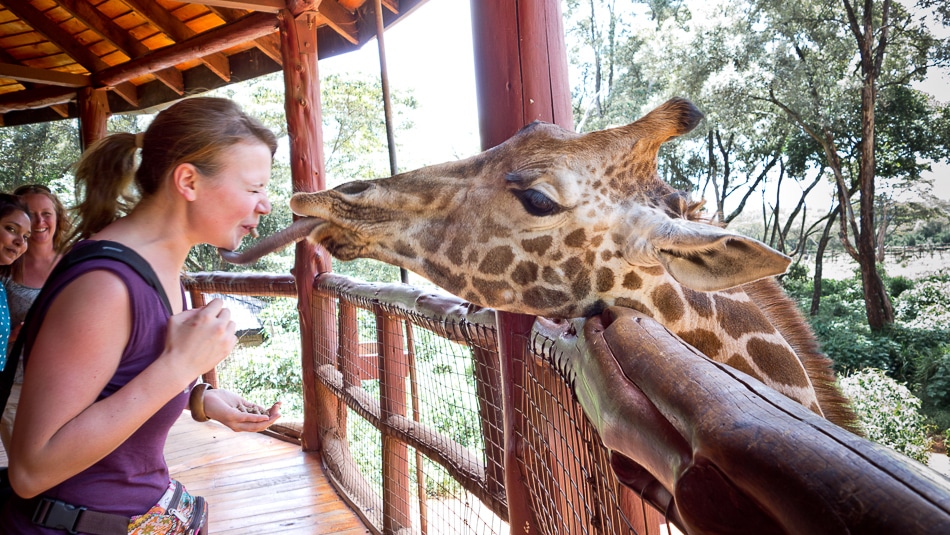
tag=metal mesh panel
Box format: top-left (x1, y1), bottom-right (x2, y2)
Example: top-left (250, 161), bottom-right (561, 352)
top-left (313, 274), bottom-right (507, 535)
top-left (512, 329), bottom-right (678, 535)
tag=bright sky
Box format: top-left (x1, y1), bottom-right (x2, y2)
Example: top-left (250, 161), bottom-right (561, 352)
top-left (319, 0), bottom-right (949, 201)
top-left (320, 0), bottom-right (480, 171)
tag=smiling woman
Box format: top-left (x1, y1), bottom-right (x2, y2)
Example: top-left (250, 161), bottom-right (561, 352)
top-left (0, 194), bottom-right (31, 370)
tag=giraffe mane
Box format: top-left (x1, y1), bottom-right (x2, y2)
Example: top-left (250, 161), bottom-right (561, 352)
top-left (742, 278), bottom-right (862, 434)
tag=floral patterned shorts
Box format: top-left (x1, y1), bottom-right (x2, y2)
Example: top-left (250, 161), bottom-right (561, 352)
top-left (128, 480), bottom-right (207, 534)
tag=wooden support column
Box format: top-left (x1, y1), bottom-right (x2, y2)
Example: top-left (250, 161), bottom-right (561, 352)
top-left (77, 87), bottom-right (109, 152)
top-left (470, 1), bottom-right (572, 533)
top-left (377, 310), bottom-right (411, 533)
top-left (279, 6), bottom-right (332, 454)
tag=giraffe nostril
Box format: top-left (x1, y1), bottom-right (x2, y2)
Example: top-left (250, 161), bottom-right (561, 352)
top-left (334, 181), bottom-right (373, 195)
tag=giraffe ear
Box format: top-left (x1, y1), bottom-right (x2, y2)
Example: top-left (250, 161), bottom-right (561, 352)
top-left (625, 218), bottom-right (791, 291)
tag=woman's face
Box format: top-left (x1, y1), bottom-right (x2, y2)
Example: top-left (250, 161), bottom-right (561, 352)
top-left (195, 141), bottom-right (273, 251)
top-left (0, 210), bottom-right (30, 265)
top-left (21, 192), bottom-right (57, 249)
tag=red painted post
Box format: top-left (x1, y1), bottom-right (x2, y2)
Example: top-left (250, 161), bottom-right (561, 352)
top-left (279, 6), bottom-right (333, 454)
top-left (77, 87), bottom-right (109, 152)
top-left (470, 1), bottom-right (573, 532)
top-left (377, 309), bottom-right (411, 532)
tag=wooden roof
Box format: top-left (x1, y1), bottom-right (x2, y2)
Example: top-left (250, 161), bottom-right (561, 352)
top-left (0, 0), bottom-right (427, 127)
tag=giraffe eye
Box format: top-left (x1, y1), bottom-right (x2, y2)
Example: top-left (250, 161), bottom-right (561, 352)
top-left (516, 189), bottom-right (561, 217)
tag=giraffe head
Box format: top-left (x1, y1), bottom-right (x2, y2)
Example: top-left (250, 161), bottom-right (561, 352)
top-left (286, 98), bottom-right (790, 318)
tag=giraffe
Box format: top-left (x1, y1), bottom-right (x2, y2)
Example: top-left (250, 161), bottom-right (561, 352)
top-left (222, 98), bottom-right (858, 431)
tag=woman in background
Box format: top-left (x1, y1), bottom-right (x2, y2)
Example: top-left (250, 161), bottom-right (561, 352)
top-left (0, 184), bottom-right (72, 452)
top-left (0, 193), bottom-right (31, 365)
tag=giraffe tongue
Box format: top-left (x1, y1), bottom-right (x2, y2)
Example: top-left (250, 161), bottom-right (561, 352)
top-left (218, 217), bottom-right (323, 265)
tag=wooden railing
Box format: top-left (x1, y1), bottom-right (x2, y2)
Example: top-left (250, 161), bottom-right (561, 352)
top-left (185, 271), bottom-right (950, 535)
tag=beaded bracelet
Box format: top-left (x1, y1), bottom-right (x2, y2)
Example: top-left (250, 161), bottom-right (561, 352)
top-left (189, 383), bottom-right (213, 422)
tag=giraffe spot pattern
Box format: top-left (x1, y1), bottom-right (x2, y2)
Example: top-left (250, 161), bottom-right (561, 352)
top-left (725, 353), bottom-right (757, 378)
top-left (445, 235), bottom-right (467, 265)
top-left (423, 259), bottom-right (467, 293)
top-left (678, 328), bottom-right (723, 358)
top-left (393, 240), bottom-right (417, 259)
top-left (714, 296), bottom-right (776, 339)
top-left (523, 286), bottom-right (571, 311)
top-left (651, 283), bottom-right (685, 323)
top-left (621, 271), bottom-right (643, 290)
top-left (472, 277), bottom-right (514, 304)
top-left (614, 297), bottom-right (652, 317)
top-left (596, 267), bottom-right (615, 293)
top-left (589, 234), bottom-right (604, 248)
top-left (522, 235), bottom-right (553, 256)
top-left (564, 228), bottom-right (586, 247)
top-left (477, 245), bottom-right (516, 275)
top-left (542, 266), bottom-right (563, 285)
top-left (746, 338), bottom-right (810, 388)
top-left (512, 261), bottom-right (539, 285)
top-left (571, 269), bottom-right (592, 299)
top-left (682, 288), bottom-right (713, 318)
top-left (561, 257), bottom-right (584, 281)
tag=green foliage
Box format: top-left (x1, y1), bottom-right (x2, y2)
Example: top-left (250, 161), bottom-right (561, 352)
top-left (217, 298), bottom-right (304, 418)
top-left (839, 368), bottom-right (933, 463)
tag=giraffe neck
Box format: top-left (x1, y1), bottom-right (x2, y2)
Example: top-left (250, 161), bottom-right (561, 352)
top-left (626, 269), bottom-right (823, 415)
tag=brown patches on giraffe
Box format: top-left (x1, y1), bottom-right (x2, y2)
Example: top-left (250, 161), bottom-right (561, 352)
top-left (523, 236), bottom-right (553, 256)
top-left (621, 271), bottom-right (643, 290)
top-left (523, 286), bottom-right (571, 311)
top-left (472, 277), bottom-right (515, 305)
top-left (512, 261), bottom-right (539, 285)
top-left (542, 266), bottom-right (563, 285)
top-left (614, 298), bottom-right (653, 317)
top-left (478, 245), bottom-right (516, 275)
top-left (746, 338), bottom-right (810, 388)
top-left (714, 295), bottom-right (776, 339)
top-left (564, 228), bottom-right (586, 247)
top-left (595, 267), bottom-right (615, 293)
top-left (725, 353), bottom-right (757, 379)
top-left (678, 328), bottom-right (723, 359)
top-left (392, 240), bottom-right (417, 259)
top-left (683, 288), bottom-right (714, 318)
top-left (651, 283), bottom-right (685, 323)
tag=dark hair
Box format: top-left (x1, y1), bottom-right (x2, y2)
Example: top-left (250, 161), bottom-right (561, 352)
top-left (0, 193), bottom-right (28, 221)
top-left (12, 185), bottom-right (72, 253)
top-left (70, 97), bottom-right (278, 243)
top-left (0, 193), bottom-right (30, 278)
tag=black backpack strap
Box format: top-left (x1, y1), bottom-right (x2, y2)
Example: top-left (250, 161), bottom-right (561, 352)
top-left (0, 240), bottom-right (171, 414)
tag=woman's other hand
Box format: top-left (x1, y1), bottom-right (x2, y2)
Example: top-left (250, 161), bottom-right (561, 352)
top-left (203, 388), bottom-right (281, 432)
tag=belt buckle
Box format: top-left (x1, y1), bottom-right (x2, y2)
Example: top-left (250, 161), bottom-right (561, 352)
top-left (33, 497), bottom-right (86, 534)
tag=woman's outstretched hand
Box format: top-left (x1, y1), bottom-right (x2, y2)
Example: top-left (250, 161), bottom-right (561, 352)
top-left (202, 388), bottom-right (281, 432)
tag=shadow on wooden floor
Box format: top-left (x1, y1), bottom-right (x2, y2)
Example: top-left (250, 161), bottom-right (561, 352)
top-left (1, 413), bottom-right (369, 535)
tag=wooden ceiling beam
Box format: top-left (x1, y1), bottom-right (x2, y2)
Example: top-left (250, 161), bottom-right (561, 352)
top-left (0, 63), bottom-right (90, 87)
top-left (183, 1), bottom-right (287, 14)
top-left (316, 0), bottom-right (358, 45)
top-left (123, 0), bottom-right (234, 84)
top-left (94, 13), bottom-right (279, 87)
top-left (3, 0), bottom-right (140, 106)
top-left (3, 0), bottom-right (106, 73)
top-left (56, 0), bottom-right (184, 95)
top-left (0, 86), bottom-right (75, 114)
top-left (206, 5), bottom-right (281, 67)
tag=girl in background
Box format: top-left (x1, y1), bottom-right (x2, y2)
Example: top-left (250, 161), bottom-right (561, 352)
top-left (0, 184), bottom-right (72, 452)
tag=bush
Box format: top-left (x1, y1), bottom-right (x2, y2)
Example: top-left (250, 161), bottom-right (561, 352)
top-left (839, 368), bottom-right (933, 463)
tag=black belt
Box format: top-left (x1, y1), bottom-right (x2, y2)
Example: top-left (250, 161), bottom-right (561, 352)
top-left (32, 497), bottom-right (129, 535)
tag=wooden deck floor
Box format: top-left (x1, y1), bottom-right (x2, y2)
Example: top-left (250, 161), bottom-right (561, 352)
top-left (1, 413), bottom-right (370, 535)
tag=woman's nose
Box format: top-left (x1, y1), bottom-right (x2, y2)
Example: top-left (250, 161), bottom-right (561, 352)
top-left (258, 196), bottom-right (272, 215)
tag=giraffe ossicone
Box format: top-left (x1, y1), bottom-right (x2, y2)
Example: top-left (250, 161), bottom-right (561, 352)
top-left (222, 98), bottom-right (858, 432)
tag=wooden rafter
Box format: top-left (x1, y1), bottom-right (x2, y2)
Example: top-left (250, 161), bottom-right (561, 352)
top-left (184, 1), bottom-right (287, 13)
top-left (205, 4), bottom-right (282, 67)
top-left (316, 0), bottom-right (358, 45)
top-left (56, 0), bottom-right (184, 94)
top-left (93, 13), bottom-right (279, 88)
top-left (0, 63), bottom-right (89, 87)
top-left (121, 0), bottom-right (232, 83)
top-left (2, 0), bottom-right (139, 106)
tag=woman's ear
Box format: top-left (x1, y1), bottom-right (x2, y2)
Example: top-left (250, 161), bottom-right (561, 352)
top-left (172, 163), bottom-right (200, 201)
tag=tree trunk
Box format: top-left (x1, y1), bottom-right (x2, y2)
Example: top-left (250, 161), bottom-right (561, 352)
top-left (811, 207), bottom-right (839, 316)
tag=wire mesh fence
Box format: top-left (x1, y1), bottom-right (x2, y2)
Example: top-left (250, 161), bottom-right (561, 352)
top-left (185, 270), bottom-right (676, 534)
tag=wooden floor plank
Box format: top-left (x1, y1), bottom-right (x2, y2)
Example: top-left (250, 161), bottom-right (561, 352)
top-left (0, 413), bottom-right (370, 534)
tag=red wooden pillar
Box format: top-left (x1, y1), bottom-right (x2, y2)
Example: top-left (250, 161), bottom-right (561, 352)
top-left (377, 310), bottom-right (411, 533)
top-left (77, 87), bottom-right (109, 151)
top-left (279, 6), bottom-right (333, 454)
top-left (470, 1), bottom-right (572, 532)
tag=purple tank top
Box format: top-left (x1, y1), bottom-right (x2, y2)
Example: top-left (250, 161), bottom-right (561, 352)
top-left (1, 243), bottom-right (190, 533)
